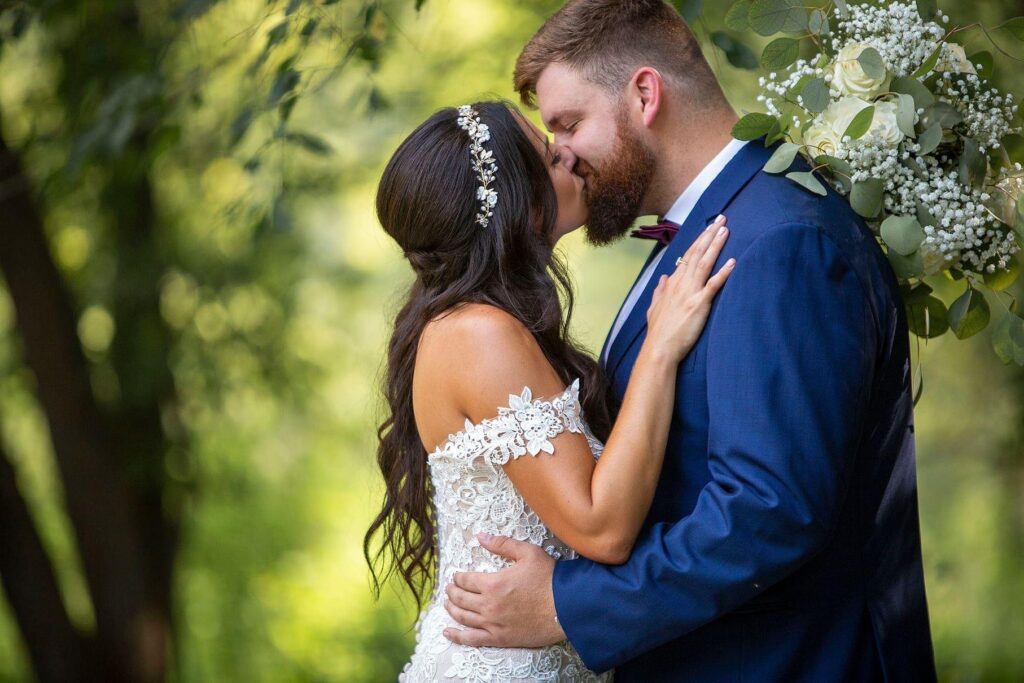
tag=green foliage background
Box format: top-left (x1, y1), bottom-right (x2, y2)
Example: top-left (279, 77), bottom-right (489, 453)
top-left (0, 0), bottom-right (1021, 680)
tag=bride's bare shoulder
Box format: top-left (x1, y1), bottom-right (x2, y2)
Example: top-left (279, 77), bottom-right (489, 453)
top-left (421, 303), bottom-right (531, 350)
top-left (416, 303), bottom-right (562, 419)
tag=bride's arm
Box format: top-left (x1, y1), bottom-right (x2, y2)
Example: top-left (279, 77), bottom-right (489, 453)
top-left (452, 218), bottom-right (733, 565)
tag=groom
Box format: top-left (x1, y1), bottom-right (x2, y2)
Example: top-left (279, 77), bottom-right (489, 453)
top-left (443, 1), bottom-right (936, 680)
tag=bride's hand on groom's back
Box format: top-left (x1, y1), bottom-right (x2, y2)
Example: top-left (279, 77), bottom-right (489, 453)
top-left (645, 214), bottom-right (735, 366)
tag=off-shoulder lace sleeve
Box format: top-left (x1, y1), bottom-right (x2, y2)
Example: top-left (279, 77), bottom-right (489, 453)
top-left (474, 378), bottom-right (587, 466)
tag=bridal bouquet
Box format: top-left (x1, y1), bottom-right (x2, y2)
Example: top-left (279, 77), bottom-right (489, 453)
top-left (728, 0), bottom-right (1024, 365)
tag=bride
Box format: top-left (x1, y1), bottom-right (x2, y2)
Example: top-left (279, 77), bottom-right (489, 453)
top-left (365, 100), bottom-right (734, 681)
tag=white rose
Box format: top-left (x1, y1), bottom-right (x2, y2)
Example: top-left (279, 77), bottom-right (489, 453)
top-left (818, 97), bottom-right (906, 147)
top-left (935, 43), bottom-right (977, 76)
top-left (820, 96), bottom-right (872, 136)
top-left (803, 120), bottom-right (842, 157)
top-left (869, 100), bottom-right (905, 147)
top-left (832, 43), bottom-right (888, 98)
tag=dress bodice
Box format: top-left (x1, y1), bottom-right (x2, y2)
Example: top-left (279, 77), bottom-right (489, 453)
top-left (399, 379), bottom-right (613, 682)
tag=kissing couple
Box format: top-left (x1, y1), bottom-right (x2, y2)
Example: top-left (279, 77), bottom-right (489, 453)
top-left (366, 1), bottom-right (936, 681)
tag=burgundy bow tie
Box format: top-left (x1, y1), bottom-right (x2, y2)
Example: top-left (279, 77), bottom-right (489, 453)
top-left (630, 220), bottom-right (679, 245)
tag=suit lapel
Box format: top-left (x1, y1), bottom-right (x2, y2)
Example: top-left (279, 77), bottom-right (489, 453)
top-left (604, 139), bottom-right (779, 379)
top-left (599, 240), bottom-right (666, 368)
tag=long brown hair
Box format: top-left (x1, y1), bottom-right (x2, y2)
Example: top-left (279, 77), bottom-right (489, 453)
top-left (364, 101), bottom-right (613, 608)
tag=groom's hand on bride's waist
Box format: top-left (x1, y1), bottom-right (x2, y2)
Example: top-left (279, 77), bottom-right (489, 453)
top-left (443, 533), bottom-right (566, 648)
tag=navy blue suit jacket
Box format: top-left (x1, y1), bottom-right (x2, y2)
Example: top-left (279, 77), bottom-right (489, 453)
top-left (552, 140), bottom-right (936, 681)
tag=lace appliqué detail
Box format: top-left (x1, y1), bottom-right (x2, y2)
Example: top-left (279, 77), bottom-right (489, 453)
top-left (399, 378), bottom-right (611, 682)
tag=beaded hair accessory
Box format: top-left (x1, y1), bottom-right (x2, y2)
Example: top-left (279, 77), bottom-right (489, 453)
top-left (456, 105), bottom-right (498, 228)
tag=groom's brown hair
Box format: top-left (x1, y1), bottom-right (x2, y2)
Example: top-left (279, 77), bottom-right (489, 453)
top-left (514, 0), bottom-right (725, 109)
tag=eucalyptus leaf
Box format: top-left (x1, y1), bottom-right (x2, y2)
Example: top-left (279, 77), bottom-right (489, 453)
top-left (816, 154), bottom-right (853, 192)
top-left (763, 142), bottom-right (801, 173)
top-left (800, 78), bottom-right (830, 114)
top-left (850, 177), bottom-right (885, 218)
top-left (732, 113), bottom-right (780, 140)
top-left (984, 258), bottom-right (1020, 291)
top-left (761, 37), bottom-right (801, 70)
top-left (725, 0), bottom-right (753, 31)
top-left (881, 215), bottom-right (925, 256)
top-left (782, 76), bottom-right (810, 100)
top-left (921, 101), bottom-right (964, 130)
top-left (911, 44), bottom-right (942, 79)
top-left (889, 250), bottom-right (925, 279)
top-left (857, 47), bottom-right (886, 81)
top-left (786, 170), bottom-right (828, 196)
top-left (891, 76), bottom-right (935, 109)
top-left (917, 123), bottom-right (943, 156)
top-left (834, 0), bottom-right (848, 18)
top-left (916, 201), bottom-right (938, 228)
top-left (808, 8), bottom-right (829, 35)
top-left (959, 137), bottom-right (987, 189)
top-left (906, 296), bottom-right (950, 339)
top-left (902, 282), bottom-right (934, 304)
top-left (843, 105), bottom-right (875, 140)
top-left (749, 0), bottom-right (806, 36)
top-left (949, 286), bottom-right (991, 339)
top-left (895, 93), bottom-right (917, 138)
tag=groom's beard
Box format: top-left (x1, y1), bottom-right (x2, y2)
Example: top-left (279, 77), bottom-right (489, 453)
top-left (578, 121), bottom-right (656, 247)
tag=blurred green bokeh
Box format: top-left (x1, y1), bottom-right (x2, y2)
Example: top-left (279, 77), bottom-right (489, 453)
top-left (0, 1), bottom-right (1021, 681)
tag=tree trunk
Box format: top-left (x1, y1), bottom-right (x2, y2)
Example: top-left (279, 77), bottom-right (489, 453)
top-left (0, 129), bottom-right (170, 682)
top-left (0, 440), bottom-right (100, 682)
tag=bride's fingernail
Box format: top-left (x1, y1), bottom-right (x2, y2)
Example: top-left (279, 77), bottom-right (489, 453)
top-left (726, 258), bottom-right (736, 268)
top-left (716, 214), bottom-right (726, 223)
top-left (717, 226), bottom-right (728, 236)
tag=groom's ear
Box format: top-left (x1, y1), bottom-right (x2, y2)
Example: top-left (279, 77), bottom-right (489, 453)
top-left (630, 67), bottom-right (664, 130)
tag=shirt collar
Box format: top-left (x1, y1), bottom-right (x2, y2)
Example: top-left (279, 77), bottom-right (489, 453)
top-left (662, 138), bottom-right (749, 226)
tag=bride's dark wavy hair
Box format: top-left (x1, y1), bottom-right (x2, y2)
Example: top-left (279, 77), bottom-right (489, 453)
top-left (364, 101), bottom-right (613, 608)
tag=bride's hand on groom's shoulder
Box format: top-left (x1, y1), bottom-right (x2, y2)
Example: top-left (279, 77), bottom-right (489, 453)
top-left (442, 533), bottom-right (566, 648)
top-left (645, 214), bottom-right (735, 367)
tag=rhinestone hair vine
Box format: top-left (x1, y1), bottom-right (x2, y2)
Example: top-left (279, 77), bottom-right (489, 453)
top-left (456, 105), bottom-right (498, 228)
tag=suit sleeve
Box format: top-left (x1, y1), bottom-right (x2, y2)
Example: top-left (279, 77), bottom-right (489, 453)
top-left (552, 223), bottom-right (878, 672)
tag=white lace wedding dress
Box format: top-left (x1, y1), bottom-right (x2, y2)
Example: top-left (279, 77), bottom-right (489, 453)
top-left (399, 379), bottom-right (613, 682)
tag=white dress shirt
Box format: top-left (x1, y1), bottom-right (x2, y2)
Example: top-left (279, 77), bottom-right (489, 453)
top-left (601, 138), bottom-right (749, 366)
